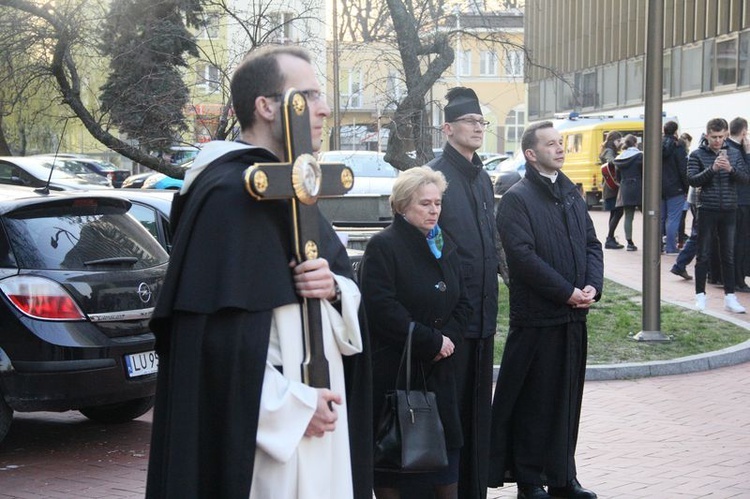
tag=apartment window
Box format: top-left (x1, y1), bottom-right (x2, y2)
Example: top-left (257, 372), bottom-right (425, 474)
top-left (457, 50), bottom-right (472, 77)
top-left (703, 39), bottom-right (714, 92)
top-left (197, 63), bottom-right (220, 92)
top-left (385, 71), bottom-right (404, 110)
top-left (716, 37), bottom-right (738, 87)
top-left (625, 58), bottom-right (643, 103)
top-left (504, 107), bottom-right (525, 150)
top-left (582, 72), bottom-right (598, 108)
top-left (558, 78), bottom-right (575, 110)
top-left (671, 47), bottom-right (682, 96)
top-left (663, 52), bottom-right (671, 96)
top-left (528, 83), bottom-right (540, 118)
top-left (601, 65), bottom-right (618, 106)
top-left (340, 68), bottom-right (362, 109)
top-left (740, 31), bottom-right (750, 86)
top-left (480, 51), bottom-right (498, 76)
top-left (269, 12), bottom-right (294, 44)
top-left (198, 14), bottom-right (220, 39)
top-left (504, 50), bottom-right (523, 77)
top-left (681, 45), bottom-right (702, 93)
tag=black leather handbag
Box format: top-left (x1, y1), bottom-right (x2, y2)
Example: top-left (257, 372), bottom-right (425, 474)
top-left (373, 324), bottom-right (449, 473)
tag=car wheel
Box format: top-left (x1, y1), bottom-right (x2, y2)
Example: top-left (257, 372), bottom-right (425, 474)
top-left (79, 395), bottom-right (155, 424)
top-left (0, 395), bottom-right (12, 444)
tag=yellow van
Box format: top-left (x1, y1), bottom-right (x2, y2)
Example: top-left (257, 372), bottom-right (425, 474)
top-left (552, 114), bottom-right (646, 208)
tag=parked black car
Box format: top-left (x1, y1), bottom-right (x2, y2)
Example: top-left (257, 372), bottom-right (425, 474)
top-left (103, 189), bottom-right (175, 253)
top-left (0, 186), bottom-right (168, 443)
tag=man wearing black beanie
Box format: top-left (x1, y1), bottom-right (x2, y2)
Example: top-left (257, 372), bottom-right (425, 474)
top-left (428, 87), bottom-right (499, 499)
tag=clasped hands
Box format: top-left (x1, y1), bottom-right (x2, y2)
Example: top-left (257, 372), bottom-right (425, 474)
top-left (567, 285), bottom-right (597, 309)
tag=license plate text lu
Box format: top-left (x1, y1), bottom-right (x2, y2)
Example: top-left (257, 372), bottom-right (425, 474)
top-left (125, 350), bottom-right (159, 377)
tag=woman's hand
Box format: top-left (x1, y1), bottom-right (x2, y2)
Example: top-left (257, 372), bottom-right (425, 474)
top-left (433, 335), bottom-right (455, 362)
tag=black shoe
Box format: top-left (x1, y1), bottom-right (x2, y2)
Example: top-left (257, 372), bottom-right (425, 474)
top-left (548, 478), bottom-right (597, 499)
top-left (604, 237), bottom-right (624, 249)
top-left (518, 483), bottom-right (552, 499)
top-left (670, 267), bottom-right (693, 280)
top-left (736, 284), bottom-right (750, 293)
top-left (626, 243), bottom-right (638, 251)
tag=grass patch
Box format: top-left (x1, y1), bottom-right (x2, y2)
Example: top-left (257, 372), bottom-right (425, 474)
top-left (494, 279), bottom-right (750, 365)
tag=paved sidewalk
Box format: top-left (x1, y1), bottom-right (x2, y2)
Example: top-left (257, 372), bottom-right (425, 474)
top-left (488, 208), bottom-right (750, 498)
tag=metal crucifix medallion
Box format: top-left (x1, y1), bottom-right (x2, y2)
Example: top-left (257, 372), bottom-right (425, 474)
top-left (243, 89), bottom-right (354, 389)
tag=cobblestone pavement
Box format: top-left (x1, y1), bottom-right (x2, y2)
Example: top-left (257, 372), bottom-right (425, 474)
top-left (488, 362), bottom-right (750, 498)
top-left (1, 362), bottom-right (747, 499)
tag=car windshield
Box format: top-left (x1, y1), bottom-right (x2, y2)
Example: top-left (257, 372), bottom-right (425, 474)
top-left (320, 152), bottom-right (398, 178)
top-left (3, 198), bottom-right (168, 270)
top-left (52, 160), bottom-right (93, 176)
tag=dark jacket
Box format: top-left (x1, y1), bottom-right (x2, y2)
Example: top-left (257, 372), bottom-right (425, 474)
top-left (360, 215), bottom-right (472, 449)
top-left (662, 135), bottom-right (689, 199)
top-left (726, 138), bottom-right (750, 206)
top-left (613, 147), bottom-right (643, 208)
top-left (146, 144), bottom-right (372, 499)
top-left (428, 143), bottom-right (499, 339)
top-left (687, 141), bottom-right (750, 211)
top-left (599, 146), bottom-right (619, 201)
top-left (496, 165), bottom-right (604, 328)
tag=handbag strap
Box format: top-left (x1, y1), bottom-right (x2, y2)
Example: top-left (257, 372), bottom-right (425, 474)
top-left (395, 323), bottom-right (431, 406)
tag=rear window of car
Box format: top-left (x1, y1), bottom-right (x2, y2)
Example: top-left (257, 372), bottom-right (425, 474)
top-left (320, 153), bottom-right (398, 178)
top-left (1, 198), bottom-right (168, 270)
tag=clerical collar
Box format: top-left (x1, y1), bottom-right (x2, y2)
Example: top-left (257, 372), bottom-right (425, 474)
top-left (538, 170), bottom-right (558, 183)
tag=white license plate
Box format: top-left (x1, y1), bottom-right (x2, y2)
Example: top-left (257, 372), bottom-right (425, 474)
top-left (124, 350), bottom-right (159, 377)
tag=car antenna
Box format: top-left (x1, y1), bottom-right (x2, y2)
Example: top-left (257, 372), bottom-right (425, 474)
top-left (35, 118), bottom-right (68, 195)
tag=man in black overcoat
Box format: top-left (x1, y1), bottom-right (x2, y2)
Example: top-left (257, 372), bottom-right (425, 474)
top-left (428, 87), bottom-right (499, 499)
top-left (145, 45), bottom-right (372, 499)
top-left (488, 121), bottom-right (603, 499)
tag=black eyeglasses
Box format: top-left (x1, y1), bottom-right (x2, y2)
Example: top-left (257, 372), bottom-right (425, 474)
top-left (452, 118), bottom-right (491, 129)
top-left (264, 89), bottom-right (326, 102)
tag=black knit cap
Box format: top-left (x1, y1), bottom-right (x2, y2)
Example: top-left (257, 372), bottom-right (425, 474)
top-left (444, 87), bottom-right (482, 122)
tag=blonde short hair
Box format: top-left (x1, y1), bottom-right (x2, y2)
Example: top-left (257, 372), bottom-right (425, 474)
top-left (390, 166), bottom-right (448, 215)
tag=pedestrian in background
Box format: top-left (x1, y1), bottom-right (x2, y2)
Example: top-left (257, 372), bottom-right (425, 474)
top-left (488, 121), bottom-right (603, 499)
top-left (661, 121), bottom-right (689, 254)
top-left (677, 133), bottom-right (694, 248)
top-left (688, 117), bottom-right (750, 313)
top-left (613, 134), bottom-right (643, 251)
top-left (599, 131), bottom-right (624, 249)
top-left (727, 117), bottom-right (750, 292)
top-left (428, 87), bottom-right (499, 499)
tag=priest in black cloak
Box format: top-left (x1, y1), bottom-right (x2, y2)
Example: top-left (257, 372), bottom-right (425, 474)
top-left (488, 121), bottom-right (602, 499)
top-left (145, 45), bottom-right (372, 499)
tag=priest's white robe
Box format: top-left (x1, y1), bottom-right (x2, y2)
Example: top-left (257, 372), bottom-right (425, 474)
top-left (249, 275), bottom-right (363, 499)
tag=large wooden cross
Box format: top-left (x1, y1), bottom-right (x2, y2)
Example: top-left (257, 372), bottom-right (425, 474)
top-left (243, 89), bottom-right (354, 389)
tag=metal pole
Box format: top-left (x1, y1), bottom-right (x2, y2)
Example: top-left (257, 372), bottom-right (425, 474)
top-left (331, 0), bottom-right (341, 150)
top-left (634, 0), bottom-right (670, 342)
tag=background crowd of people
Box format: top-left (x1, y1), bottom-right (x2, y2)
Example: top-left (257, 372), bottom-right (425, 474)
top-left (599, 116), bottom-right (750, 314)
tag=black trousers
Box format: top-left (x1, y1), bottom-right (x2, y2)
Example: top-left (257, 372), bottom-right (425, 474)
top-left (695, 208), bottom-right (737, 295)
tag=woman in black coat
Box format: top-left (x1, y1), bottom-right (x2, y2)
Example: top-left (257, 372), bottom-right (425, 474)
top-left (614, 134), bottom-right (643, 251)
top-left (600, 130), bottom-right (624, 249)
top-left (359, 166), bottom-right (471, 499)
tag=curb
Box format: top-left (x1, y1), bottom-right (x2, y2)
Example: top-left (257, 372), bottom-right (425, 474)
top-left (492, 339), bottom-right (750, 382)
top-left (492, 298), bottom-right (750, 383)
